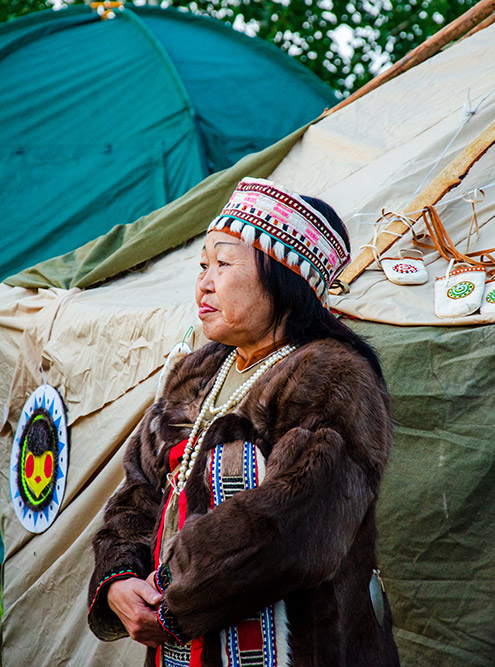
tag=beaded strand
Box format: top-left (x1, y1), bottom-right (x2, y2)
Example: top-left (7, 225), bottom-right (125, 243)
top-left (174, 344), bottom-right (296, 495)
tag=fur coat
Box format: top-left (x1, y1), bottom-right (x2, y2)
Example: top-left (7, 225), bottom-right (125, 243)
top-left (88, 338), bottom-right (400, 666)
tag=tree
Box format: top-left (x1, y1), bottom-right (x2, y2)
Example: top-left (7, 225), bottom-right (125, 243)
top-left (162, 0), bottom-right (479, 95)
top-left (0, 0), bottom-right (47, 23)
top-left (0, 0), bottom-right (480, 95)
top-left (0, 0), bottom-right (84, 23)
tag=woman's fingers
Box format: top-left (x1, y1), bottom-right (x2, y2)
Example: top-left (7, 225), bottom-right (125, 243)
top-left (107, 577), bottom-right (166, 647)
top-left (146, 569), bottom-right (159, 593)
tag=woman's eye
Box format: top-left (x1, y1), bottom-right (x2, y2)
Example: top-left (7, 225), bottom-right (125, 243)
top-left (199, 262), bottom-right (208, 271)
top-left (218, 260), bottom-right (229, 267)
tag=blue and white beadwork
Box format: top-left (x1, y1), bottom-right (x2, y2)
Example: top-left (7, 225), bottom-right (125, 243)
top-left (210, 442), bottom-right (290, 667)
top-left (162, 644), bottom-right (191, 667)
top-left (211, 441), bottom-right (260, 506)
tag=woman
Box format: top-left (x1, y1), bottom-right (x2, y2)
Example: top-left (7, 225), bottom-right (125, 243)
top-left (88, 177), bottom-right (400, 666)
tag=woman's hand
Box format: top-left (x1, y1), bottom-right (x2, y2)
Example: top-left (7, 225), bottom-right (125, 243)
top-left (107, 576), bottom-right (166, 648)
top-left (146, 569), bottom-right (160, 591)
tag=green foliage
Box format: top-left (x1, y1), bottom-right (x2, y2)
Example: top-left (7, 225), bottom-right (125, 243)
top-left (0, 0), bottom-right (480, 95)
top-left (0, 0), bottom-right (84, 23)
top-left (0, 0), bottom-right (47, 22)
top-left (163, 0), bottom-right (479, 95)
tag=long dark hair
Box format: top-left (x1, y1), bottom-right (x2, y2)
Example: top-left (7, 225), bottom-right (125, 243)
top-left (254, 195), bottom-right (384, 381)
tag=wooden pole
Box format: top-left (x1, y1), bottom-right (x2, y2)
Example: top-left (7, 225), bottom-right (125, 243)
top-left (460, 12), bottom-right (495, 40)
top-left (321, 0), bottom-right (495, 119)
top-left (330, 120), bottom-right (495, 293)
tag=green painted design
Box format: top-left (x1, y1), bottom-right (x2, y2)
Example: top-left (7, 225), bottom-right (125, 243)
top-left (485, 289), bottom-right (495, 304)
top-left (447, 281), bottom-right (475, 300)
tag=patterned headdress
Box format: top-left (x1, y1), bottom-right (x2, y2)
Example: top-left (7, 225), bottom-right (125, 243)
top-left (207, 177), bottom-right (351, 308)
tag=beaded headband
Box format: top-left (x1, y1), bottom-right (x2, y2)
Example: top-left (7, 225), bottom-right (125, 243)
top-left (207, 177), bottom-right (351, 308)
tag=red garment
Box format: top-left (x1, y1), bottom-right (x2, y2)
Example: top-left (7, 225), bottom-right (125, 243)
top-left (154, 440), bottom-right (202, 666)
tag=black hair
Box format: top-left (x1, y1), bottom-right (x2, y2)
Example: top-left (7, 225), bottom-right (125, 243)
top-left (254, 195), bottom-right (384, 381)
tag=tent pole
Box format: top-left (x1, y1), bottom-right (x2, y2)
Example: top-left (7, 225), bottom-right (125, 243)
top-left (321, 0), bottom-right (495, 119)
top-left (330, 120), bottom-right (495, 292)
top-left (459, 12), bottom-right (495, 40)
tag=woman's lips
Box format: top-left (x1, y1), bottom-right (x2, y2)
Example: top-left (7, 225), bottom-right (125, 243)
top-left (199, 303), bottom-right (217, 315)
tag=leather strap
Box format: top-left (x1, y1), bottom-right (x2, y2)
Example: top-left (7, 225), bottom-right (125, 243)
top-left (414, 205), bottom-right (495, 277)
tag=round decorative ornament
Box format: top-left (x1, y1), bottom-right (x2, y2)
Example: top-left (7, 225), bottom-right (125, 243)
top-left (485, 288), bottom-right (495, 304)
top-left (381, 252), bottom-right (428, 285)
top-left (447, 281), bottom-right (475, 300)
top-left (9, 384), bottom-right (69, 533)
top-left (392, 263), bottom-right (418, 274)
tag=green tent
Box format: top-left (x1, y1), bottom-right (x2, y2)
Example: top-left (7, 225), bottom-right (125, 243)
top-left (0, 4), bottom-right (336, 281)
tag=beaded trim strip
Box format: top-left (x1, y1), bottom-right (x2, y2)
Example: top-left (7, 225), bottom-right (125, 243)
top-left (155, 564), bottom-right (189, 645)
top-left (157, 604), bottom-right (189, 646)
top-left (233, 179), bottom-right (348, 263)
top-left (436, 265), bottom-right (486, 280)
top-left (210, 441), bottom-right (259, 508)
top-left (88, 568), bottom-right (137, 615)
top-left (155, 563), bottom-right (172, 594)
top-left (161, 643), bottom-right (191, 667)
top-left (209, 441), bottom-right (286, 666)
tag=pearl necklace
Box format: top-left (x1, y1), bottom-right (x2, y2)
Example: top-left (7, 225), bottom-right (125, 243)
top-left (174, 343), bottom-right (296, 495)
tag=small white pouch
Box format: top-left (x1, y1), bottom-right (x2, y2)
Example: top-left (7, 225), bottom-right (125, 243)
top-left (434, 261), bottom-right (486, 318)
top-left (480, 277), bottom-right (495, 315)
top-left (381, 249), bottom-right (428, 285)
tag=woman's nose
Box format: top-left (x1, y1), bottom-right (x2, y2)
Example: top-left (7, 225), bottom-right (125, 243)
top-left (198, 270), bottom-right (214, 292)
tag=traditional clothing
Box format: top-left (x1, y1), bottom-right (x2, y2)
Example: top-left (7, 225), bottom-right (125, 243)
top-left (207, 178), bottom-right (351, 309)
top-left (88, 338), bottom-right (400, 666)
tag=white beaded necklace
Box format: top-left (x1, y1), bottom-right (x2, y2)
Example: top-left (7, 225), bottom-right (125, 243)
top-left (174, 343), bottom-right (296, 495)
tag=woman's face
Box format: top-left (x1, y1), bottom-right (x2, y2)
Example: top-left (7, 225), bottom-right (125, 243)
top-left (196, 231), bottom-right (275, 355)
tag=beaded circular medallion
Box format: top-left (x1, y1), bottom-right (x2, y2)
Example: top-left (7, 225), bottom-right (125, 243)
top-left (9, 385), bottom-right (68, 533)
top-left (392, 263), bottom-right (418, 274)
top-left (447, 281), bottom-right (475, 299)
top-left (485, 289), bottom-right (495, 304)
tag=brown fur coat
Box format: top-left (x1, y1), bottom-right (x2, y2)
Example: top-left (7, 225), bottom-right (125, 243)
top-left (88, 338), bottom-right (400, 666)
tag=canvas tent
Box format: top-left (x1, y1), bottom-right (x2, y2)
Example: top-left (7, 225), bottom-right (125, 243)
top-left (1, 10), bottom-right (495, 667)
top-left (0, 4), bottom-right (336, 282)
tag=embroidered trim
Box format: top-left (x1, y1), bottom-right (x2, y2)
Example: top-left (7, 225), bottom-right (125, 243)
top-left (155, 564), bottom-right (188, 646)
top-left (210, 443), bottom-right (224, 508)
top-left (211, 442), bottom-right (287, 666)
top-left (244, 441), bottom-right (258, 490)
top-left (88, 568), bottom-right (137, 615)
top-left (210, 441), bottom-right (260, 510)
top-left (262, 606), bottom-right (278, 665)
top-left (219, 213), bottom-right (331, 284)
top-left (231, 179), bottom-right (348, 262)
top-left (161, 642), bottom-right (191, 667)
top-left (207, 177), bottom-right (351, 310)
top-left (157, 603), bottom-right (189, 646)
top-left (155, 563), bottom-right (173, 595)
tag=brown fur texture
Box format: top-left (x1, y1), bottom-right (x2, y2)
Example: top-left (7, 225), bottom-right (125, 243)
top-left (88, 339), bottom-right (400, 665)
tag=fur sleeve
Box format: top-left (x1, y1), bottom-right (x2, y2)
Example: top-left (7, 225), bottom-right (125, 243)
top-left (87, 402), bottom-right (165, 640)
top-left (164, 422), bottom-right (376, 638)
top-left (87, 342), bottom-right (228, 641)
